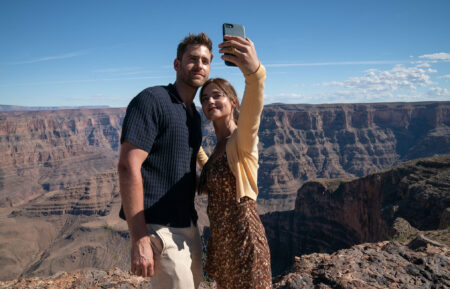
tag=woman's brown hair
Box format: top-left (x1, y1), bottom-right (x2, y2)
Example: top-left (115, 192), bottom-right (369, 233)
top-left (200, 78), bottom-right (240, 124)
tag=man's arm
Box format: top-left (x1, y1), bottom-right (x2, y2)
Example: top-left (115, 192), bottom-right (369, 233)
top-left (118, 141), bottom-right (153, 277)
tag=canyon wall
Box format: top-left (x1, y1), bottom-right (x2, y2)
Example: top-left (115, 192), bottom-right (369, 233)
top-left (262, 154), bottom-right (450, 274)
top-left (1, 102), bottom-right (449, 211)
top-left (255, 102), bottom-right (450, 212)
top-left (0, 108), bottom-right (125, 207)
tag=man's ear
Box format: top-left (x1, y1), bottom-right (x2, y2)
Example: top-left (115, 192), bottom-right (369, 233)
top-left (174, 58), bottom-right (180, 72)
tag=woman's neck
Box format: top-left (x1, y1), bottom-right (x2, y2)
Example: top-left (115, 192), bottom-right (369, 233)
top-left (213, 118), bottom-right (237, 143)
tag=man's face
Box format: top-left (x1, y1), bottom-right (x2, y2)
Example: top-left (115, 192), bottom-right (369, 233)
top-left (175, 44), bottom-right (211, 88)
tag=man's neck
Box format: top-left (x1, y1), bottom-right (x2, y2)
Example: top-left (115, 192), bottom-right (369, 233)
top-left (174, 81), bottom-right (198, 107)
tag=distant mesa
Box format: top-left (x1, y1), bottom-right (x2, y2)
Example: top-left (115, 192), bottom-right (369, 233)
top-left (0, 104), bottom-right (110, 112)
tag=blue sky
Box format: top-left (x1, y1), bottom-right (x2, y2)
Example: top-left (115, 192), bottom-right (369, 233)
top-left (0, 0), bottom-right (449, 107)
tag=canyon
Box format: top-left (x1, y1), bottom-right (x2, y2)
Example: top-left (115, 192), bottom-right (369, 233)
top-left (1, 102), bottom-right (449, 210)
top-left (0, 101), bottom-right (449, 284)
top-left (262, 154), bottom-right (450, 275)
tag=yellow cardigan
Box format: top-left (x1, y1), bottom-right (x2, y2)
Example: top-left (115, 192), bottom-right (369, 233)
top-left (197, 64), bottom-right (266, 202)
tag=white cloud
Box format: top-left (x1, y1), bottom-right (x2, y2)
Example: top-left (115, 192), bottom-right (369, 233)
top-left (276, 93), bottom-right (303, 98)
top-left (415, 61), bottom-right (432, 68)
top-left (269, 85), bottom-right (450, 104)
top-left (322, 65), bottom-right (434, 94)
top-left (287, 61), bottom-right (450, 103)
top-left (267, 53), bottom-right (450, 104)
top-left (66, 94), bottom-right (130, 103)
top-left (12, 51), bottom-right (86, 64)
top-left (264, 93), bottom-right (304, 103)
top-left (426, 87), bottom-right (450, 98)
top-left (93, 67), bottom-right (142, 73)
top-left (419, 52), bottom-right (450, 61)
top-left (0, 75), bottom-right (170, 87)
top-left (265, 60), bottom-right (400, 68)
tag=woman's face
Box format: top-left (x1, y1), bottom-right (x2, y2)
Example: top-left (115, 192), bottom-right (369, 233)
top-left (200, 83), bottom-right (235, 122)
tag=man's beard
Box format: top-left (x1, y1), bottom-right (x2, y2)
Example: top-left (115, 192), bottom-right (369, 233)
top-left (180, 70), bottom-right (207, 88)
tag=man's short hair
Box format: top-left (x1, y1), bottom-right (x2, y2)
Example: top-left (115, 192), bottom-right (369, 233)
top-left (177, 32), bottom-right (213, 61)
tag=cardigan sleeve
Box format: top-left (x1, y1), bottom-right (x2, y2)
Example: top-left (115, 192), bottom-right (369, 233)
top-left (235, 65), bottom-right (266, 153)
top-left (225, 64), bottom-right (266, 202)
top-left (197, 146), bottom-right (209, 169)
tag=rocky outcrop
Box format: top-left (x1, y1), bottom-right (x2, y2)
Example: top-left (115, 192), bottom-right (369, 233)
top-left (273, 237), bottom-right (449, 289)
top-left (0, 108), bottom-right (125, 207)
top-left (0, 268), bottom-right (151, 289)
top-left (0, 268), bottom-right (217, 289)
top-left (262, 154), bottom-right (450, 274)
top-left (2, 238), bottom-right (448, 289)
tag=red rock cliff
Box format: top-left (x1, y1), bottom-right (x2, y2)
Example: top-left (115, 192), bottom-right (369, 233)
top-left (254, 101), bottom-right (450, 212)
top-left (0, 108), bottom-right (125, 207)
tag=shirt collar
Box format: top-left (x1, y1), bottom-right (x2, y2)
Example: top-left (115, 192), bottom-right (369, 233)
top-left (167, 83), bottom-right (183, 104)
top-left (167, 83), bottom-right (199, 114)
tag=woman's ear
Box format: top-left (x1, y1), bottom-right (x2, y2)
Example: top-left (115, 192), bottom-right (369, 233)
top-left (231, 99), bottom-right (238, 109)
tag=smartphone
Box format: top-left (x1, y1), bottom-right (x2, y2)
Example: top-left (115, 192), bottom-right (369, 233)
top-left (222, 23), bottom-right (246, 66)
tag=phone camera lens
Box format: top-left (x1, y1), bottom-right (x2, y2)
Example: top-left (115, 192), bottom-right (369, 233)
top-left (225, 24), bottom-right (233, 28)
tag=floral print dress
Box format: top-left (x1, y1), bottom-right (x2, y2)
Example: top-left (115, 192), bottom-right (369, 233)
top-left (201, 152), bottom-right (272, 289)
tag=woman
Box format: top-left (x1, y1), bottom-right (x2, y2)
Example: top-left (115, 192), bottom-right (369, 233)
top-left (197, 35), bottom-right (271, 289)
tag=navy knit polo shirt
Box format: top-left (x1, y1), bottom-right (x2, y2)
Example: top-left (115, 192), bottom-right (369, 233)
top-left (119, 83), bottom-right (202, 227)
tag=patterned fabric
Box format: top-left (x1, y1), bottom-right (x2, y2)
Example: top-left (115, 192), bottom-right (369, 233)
top-left (201, 152), bottom-right (272, 289)
top-left (120, 84), bottom-right (202, 227)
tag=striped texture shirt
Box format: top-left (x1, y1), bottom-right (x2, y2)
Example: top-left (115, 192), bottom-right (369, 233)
top-left (119, 84), bottom-right (202, 227)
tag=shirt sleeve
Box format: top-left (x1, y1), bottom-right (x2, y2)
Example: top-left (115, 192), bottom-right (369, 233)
top-left (120, 89), bottom-right (159, 153)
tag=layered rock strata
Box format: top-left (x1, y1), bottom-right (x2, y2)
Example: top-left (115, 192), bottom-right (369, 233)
top-left (10, 169), bottom-right (119, 217)
top-left (0, 108), bottom-right (125, 207)
top-left (0, 169), bottom-right (128, 281)
top-left (254, 102), bottom-right (450, 212)
top-left (1, 102), bottom-right (449, 212)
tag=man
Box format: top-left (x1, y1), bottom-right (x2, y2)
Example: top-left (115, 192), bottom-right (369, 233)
top-left (118, 32), bottom-right (212, 289)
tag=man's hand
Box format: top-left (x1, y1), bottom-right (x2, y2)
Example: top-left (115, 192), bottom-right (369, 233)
top-left (131, 235), bottom-right (154, 277)
top-left (118, 141), bottom-right (153, 277)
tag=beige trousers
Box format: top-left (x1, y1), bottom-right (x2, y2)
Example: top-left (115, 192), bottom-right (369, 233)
top-left (146, 222), bottom-right (202, 289)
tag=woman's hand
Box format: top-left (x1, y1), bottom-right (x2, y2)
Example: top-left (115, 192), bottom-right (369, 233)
top-left (219, 35), bottom-right (260, 75)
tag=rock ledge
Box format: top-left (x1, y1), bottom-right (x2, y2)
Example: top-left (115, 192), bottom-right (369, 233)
top-left (273, 238), bottom-right (449, 289)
